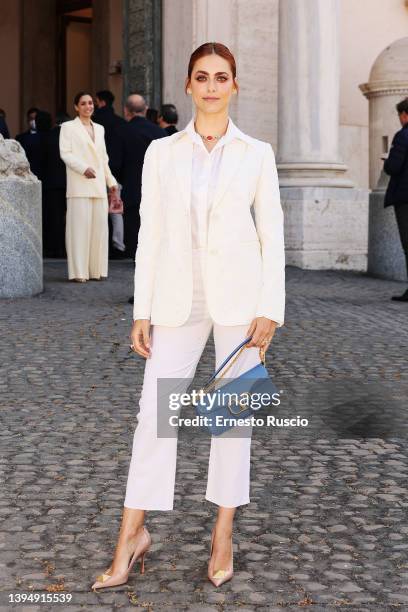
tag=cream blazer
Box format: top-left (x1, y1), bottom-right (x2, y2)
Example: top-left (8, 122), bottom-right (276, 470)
top-left (133, 122), bottom-right (285, 327)
top-left (59, 116), bottom-right (117, 198)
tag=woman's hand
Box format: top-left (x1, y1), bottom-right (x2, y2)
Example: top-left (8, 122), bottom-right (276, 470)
top-left (84, 167), bottom-right (96, 178)
top-left (130, 319), bottom-right (151, 359)
top-left (108, 187), bottom-right (123, 213)
top-left (245, 317), bottom-right (277, 354)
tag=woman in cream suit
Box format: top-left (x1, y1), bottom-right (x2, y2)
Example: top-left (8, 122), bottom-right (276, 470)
top-left (92, 43), bottom-right (285, 591)
top-left (59, 92), bottom-right (118, 282)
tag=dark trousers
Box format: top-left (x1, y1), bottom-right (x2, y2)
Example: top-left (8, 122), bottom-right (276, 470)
top-left (42, 189), bottom-right (67, 258)
top-left (123, 205), bottom-right (140, 259)
top-left (395, 204), bottom-right (408, 279)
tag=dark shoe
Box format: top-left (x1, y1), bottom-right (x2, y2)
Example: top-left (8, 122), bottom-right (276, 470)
top-left (391, 289), bottom-right (408, 302)
top-left (128, 296), bottom-right (134, 305)
top-left (110, 247), bottom-right (127, 260)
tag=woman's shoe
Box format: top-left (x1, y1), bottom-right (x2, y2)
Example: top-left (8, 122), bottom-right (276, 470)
top-left (74, 278), bottom-right (87, 283)
top-left (208, 529), bottom-right (234, 587)
top-left (91, 526), bottom-right (151, 591)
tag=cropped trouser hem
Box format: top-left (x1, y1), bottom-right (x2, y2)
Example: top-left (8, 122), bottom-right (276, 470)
top-left (123, 498), bottom-right (250, 512)
top-left (124, 503), bottom-right (174, 511)
top-left (204, 495), bottom-right (251, 509)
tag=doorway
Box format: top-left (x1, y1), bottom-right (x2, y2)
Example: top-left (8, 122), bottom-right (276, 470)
top-left (56, 1), bottom-right (93, 117)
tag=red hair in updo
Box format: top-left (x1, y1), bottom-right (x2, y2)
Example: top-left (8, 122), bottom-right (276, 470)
top-left (185, 42), bottom-right (238, 94)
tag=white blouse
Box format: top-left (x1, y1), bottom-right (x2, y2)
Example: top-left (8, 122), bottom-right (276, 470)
top-left (182, 117), bottom-right (243, 324)
top-left (184, 116), bottom-right (241, 249)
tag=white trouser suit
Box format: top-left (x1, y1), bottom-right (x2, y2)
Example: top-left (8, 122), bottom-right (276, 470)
top-left (124, 119), bottom-right (263, 510)
top-left (59, 117), bottom-right (118, 281)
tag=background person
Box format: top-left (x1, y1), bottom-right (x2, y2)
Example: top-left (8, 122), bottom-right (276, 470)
top-left (59, 92), bottom-right (118, 282)
top-left (92, 42), bottom-right (285, 592)
top-left (384, 97), bottom-right (408, 302)
top-left (146, 107), bottom-right (159, 125)
top-left (92, 89), bottom-right (125, 180)
top-left (93, 89), bottom-right (126, 258)
top-left (16, 107), bottom-right (42, 177)
top-left (158, 103), bottom-right (178, 135)
top-left (34, 110), bottom-right (53, 257)
top-left (41, 112), bottom-right (70, 258)
top-left (112, 94), bottom-right (166, 261)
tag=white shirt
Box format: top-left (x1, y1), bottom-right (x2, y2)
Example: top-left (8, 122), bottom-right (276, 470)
top-left (184, 116), bottom-right (242, 249)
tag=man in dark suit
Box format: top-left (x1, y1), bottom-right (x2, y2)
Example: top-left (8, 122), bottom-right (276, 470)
top-left (384, 97), bottom-right (408, 302)
top-left (93, 90), bottom-right (126, 176)
top-left (41, 113), bottom-right (70, 258)
top-left (16, 107), bottom-right (42, 177)
top-left (93, 90), bottom-right (127, 258)
top-left (112, 94), bottom-right (166, 261)
top-left (158, 104), bottom-right (179, 135)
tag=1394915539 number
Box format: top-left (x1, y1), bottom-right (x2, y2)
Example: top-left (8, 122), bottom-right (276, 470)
top-left (8, 593), bottom-right (73, 604)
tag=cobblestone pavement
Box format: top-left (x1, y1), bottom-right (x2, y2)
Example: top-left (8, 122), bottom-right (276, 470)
top-left (1, 260), bottom-right (408, 612)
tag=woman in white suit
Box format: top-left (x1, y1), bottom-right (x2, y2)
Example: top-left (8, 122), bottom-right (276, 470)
top-left (59, 92), bottom-right (118, 282)
top-left (92, 43), bottom-right (285, 591)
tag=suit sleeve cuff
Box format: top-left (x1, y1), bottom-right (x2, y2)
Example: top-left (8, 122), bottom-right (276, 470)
top-left (255, 312), bottom-right (284, 328)
top-left (133, 312), bottom-right (151, 321)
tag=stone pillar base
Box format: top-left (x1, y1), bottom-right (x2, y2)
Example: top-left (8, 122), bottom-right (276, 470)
top-left (368, 190), bottom-right (406, 282)
top-left (281, 186), bottom-right (369, 271)
top-left (0, 179), bottom-right (43, 298)
top-left (277, 163), bottom-right (354, 188)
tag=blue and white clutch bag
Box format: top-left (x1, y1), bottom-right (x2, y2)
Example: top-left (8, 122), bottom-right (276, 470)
top-left (194, 335), bottom-right (278, 436)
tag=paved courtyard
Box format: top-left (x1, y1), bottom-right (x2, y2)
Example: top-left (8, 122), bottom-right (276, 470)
top-left (1, 260), bottom-right (408, 611)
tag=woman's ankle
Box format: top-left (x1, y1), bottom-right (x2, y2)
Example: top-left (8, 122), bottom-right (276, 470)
top-left (120, 524), bottom-right (145, 541)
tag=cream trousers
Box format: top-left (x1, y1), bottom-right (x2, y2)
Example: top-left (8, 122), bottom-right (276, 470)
top-left (66, 197), bottom-right (108, 280)
top-left (124, 248), bottom-right (260, 510)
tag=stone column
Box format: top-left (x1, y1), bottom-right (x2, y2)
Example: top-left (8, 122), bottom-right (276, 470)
top-left (122, 0), bottom-right (162, 108)
top-left (277, 0), bottom-right (368, 270)
top-left (0, 136), bottom-right (42, 298)
top-left (278, 0), bottom-right (349, 187)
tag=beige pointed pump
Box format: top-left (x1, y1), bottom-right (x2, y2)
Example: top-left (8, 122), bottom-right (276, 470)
top-left (91, 526), bottom-right (151, 591)
top-left (208, 529), bottom-right (234, 588)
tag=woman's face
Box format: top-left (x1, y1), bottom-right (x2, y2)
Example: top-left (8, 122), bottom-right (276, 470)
top-left (188, 54), bottom-right (237, 115)
top-left (75, 95), bottom-right (94, 119)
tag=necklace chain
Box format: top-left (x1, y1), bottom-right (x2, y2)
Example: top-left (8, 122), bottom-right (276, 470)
top-left (197, 132), bottom-right (221, 142)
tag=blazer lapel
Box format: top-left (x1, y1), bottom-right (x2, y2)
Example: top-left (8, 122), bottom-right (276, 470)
top-left (211, 140), bottom-right (248, 212)
top-left (171, 136), bottom-right (193, 212)
top-left (74, 117), bottom-right (99, 159)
